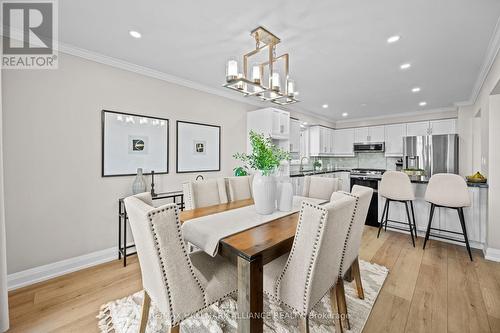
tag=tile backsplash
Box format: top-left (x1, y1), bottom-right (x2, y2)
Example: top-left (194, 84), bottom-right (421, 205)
top-left (291, 153), bottom-right (401, 172)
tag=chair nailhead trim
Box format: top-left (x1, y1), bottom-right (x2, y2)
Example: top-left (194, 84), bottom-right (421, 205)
top-left (338, 192), bottom-right (360, 277)
top-left (147, 203), bottom-right (206, 325)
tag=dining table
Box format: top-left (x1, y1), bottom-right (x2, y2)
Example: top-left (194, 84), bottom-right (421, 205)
top-left (179, 197), bottom-right (316, 333)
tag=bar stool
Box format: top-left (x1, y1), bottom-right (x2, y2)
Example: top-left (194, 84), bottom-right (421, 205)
top-left (423, 173), bottom-right (473, 261)
top-left (377, 171), bottom-right (417, 247)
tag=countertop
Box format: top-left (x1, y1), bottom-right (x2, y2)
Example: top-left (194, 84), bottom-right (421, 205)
top-left (290, 170), bottom-right (489, 188)
top-left (290, 169), bottom-right (351, 178)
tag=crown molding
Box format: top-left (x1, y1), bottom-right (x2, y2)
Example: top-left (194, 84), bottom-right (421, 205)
top-left (334, 107), bottom-right (458, 126)
top-left (461, 16), bottom-right (500, 107)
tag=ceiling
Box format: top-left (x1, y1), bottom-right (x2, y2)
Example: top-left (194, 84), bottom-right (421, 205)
top-left (59, 0), bottom-right (500, 121)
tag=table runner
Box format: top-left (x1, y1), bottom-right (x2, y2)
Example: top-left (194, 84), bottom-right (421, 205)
top-left (181, 196), bottom-right (325, 257)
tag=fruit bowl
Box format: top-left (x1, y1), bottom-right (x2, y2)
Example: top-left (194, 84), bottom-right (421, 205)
top-left (466, 176), bottom-right (487, 183)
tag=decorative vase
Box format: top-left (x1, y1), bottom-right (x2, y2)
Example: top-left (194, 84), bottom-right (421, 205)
top-left (278, 180), bottom-right (293, 212)
top-left (252, 170), bottom-right (276, 215)
top-left (132, 168), bottom-right (147, 194)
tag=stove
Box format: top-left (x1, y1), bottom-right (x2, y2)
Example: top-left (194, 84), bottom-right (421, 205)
top-left (350, 168), bottom-right (386, 180)
top-left (349, 168), bottom-right (386, 227)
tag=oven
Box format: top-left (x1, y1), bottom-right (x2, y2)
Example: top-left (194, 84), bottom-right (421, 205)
top-left (349, 169), bottom-right (385, 227)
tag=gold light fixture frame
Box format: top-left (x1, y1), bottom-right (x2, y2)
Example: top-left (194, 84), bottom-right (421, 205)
top-left (223, 26), bottom-right (299, 105)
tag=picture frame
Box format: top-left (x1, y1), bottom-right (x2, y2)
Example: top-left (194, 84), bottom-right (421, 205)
top-left (101, 110), bottom-right (169, 177)
top-left (176, 121), bottom-right (221, 173)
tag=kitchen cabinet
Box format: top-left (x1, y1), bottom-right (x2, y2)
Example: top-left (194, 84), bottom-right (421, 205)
top-left (406, 119), bottom-right (457, 136)
top-left (247, 108), bottom-right (290, 155)
top-left (354, 126), bottom-right (385, 143)
top-left (289, 119), bottom-right (301, 153)
top-left (309, 125), bottom-right (334, 156)
top-left (384, 123), bottom-right (406, 157)
top-left (333, 128), bottom-right (355, 156)
top-left (406, 121), bottom-right (430, 136)
top-left (429, 119), bottom-right (457, 135)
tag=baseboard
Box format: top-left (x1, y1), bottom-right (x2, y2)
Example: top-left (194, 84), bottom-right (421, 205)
top-left (484, 247), bottom-right (500, 262)
top-left (7, 247), bottom-right (119, 291)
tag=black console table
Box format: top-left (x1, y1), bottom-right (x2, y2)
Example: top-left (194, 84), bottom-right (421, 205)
top-left (118, 191), bottom-right (184, 267)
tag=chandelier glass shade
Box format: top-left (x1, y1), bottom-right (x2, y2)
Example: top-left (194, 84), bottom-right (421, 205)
top-left (223, 26), bottom-right (299, 106)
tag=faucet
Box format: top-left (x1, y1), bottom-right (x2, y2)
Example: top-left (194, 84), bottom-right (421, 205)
top-left (299, 157), bottom-right (309, 172)
top-left (195, 175), bottom-right (204, 181)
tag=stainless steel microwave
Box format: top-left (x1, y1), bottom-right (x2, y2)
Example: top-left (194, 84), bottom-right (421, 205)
top-left (353, 142), bottom-right (385, 152)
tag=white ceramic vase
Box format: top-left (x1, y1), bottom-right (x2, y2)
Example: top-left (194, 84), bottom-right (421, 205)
top-left (278, 181), bottom-right (293, 212)
top-left (252, 171), bottom-right (276, 215)
top-left (132, 168), bottom-right (147, 194)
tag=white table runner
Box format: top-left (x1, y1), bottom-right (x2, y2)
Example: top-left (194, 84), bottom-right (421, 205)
top-left (182, 196), bottom-right (325, 257)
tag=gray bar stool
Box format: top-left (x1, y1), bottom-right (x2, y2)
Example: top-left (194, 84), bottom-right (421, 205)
top-left (377, 171), bottom-right (417, 247)
top-left (423, 173), bottom-right (473, 261)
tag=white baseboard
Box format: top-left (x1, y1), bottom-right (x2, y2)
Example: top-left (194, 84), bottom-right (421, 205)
top-left (7, 247), bottom-right (119, 291)
top-left (484, 247), bottom-right (500, 262)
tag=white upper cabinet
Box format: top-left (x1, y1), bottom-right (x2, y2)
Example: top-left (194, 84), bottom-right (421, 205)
top-left (289, 119), bottom-right (301, 153)
top-left (354, 126), bottom-right (385, 143)
top-left (309, 125), bottom-right (334, 156)
top-left (429, 119), bottom-right (457, 135)
top-left (406, 119), bottom-right (457, 136)
top-left (333, 128), bottom-right (355, 156)
top-left (247, 108), bottom-right (290, 140)
top-left (384, 123), bottom-right (406, 157)
top-left (369, 126), bottom-right (385, 142)
top-left (406, 121), bottom-right (430, 136)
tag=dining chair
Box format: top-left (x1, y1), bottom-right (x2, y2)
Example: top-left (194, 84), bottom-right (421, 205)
top-left (182, 178), bottom-right (228, 210)
top-left (329, 185), bottom-right (373, 330)
top-left (263, 195), bottom-right (357, 333)
top-left (302, 175), bottom-right (340, 200)
top-left (124, 193), bottom-right (237, 333)
top-left (423, 173), bottom-right (473, 260)
top-left (225, 175), bottom-right (253, 202)
top-left (378, 171), bottom-right (417, 246)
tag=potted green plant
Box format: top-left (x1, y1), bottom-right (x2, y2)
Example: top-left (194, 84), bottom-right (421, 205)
top-left (233, 166), bottom-right (248, 176)
top-left (234, 131), bottom-right (289, 214)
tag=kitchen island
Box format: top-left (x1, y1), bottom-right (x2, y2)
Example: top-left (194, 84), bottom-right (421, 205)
top-left (290, 169), bottom-right (351, 194)
top-left (378, 179), bottom-right (488, 249)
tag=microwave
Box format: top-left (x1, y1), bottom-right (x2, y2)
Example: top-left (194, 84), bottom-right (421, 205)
top-left (353, 142), bottom-right (385, 153)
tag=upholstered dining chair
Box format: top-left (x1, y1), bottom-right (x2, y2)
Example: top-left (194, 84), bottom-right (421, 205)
top-left (263, 195), bottom-right (358, 333)
top-left (225, 175), bottom-right (253, 202)
top-left (329, 185), bottom-right (373, 330)
top-left (182, 178), bottom-right (228, 210)
top-left (302, 175), bottom-right (340, 201)
top-left (124, 193), bottom-right (237, 333)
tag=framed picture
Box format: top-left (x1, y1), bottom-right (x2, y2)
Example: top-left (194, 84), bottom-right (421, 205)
top-left (101, 110), bottom-right (169, 177)
top-left (176, 121), bottom-right (221, 173)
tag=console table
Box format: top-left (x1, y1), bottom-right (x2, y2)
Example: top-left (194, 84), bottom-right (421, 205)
top-left (118, 191), bottom-right (184, 266)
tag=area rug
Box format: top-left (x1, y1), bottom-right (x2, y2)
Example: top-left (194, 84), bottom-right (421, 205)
top-left (97, 260), bottom-right (388, 333)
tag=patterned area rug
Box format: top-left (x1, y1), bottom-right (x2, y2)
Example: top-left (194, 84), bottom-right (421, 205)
top-left (98, 260), bottom-right (388, 333)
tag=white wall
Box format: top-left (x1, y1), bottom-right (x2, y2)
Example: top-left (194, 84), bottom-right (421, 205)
top-left (2, 52), bottom-right (333, 275)
top-left (0, 49), bottom-right (10, 332)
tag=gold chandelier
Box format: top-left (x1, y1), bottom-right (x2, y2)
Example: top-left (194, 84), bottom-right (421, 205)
top-left (223, 26), bottom-right (299, 106)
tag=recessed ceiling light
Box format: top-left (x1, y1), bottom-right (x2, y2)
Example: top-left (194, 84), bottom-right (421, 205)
top-left (361, 103), bottom-right (367, 107)
top-left (342, 112), bottom-right (349, 117)
top-left (419, 101), bottom-right (427, 106)
top-left (387, 35), bottom-right (401, 43)
top-left (322, 104), bottom-right (329, 109)
top-left (302, 122), bottom-right (308, 125)
top-left (400, 63), bottom-right (411, 70)
top-left (129, 30), bottom-right (142, 38)
top-left (412, 87), bottom-right (421, 93)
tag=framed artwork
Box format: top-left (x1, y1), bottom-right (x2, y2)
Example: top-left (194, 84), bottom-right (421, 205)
top-left (101, 110), bottom-right (169, 177)
top-left (176, 121), bottom-right (221, 173)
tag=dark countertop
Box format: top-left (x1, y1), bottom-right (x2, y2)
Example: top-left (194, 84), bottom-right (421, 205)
top-left (407, 175), bottom-right (489, 188)
top-left (290, 169), bottom-right (351, 178)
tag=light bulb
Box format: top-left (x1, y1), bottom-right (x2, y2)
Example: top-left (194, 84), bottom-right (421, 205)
top-left (286, 79), bottom-right (295, 96)
top-left (252, 65), bottom-right (261, 84)
top-left (272, 72), bottom-right (281, 91)
top-left (226, 59), bottom-right (238, 81)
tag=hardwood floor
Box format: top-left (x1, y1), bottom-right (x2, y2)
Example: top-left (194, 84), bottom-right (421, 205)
top-left (7, 226), bottom-right (500, 332)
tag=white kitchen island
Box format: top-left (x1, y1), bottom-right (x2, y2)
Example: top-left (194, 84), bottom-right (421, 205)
top-left (377, 179), bottom-right (488, 249)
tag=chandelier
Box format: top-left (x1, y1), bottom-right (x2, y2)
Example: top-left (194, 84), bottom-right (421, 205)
top-left (223, 26), bottom-right (299, 106)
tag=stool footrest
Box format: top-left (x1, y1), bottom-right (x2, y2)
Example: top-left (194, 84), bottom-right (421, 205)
top-left (426, 233), bottom-right (466, 244)
top-left (429, 227), bottom-right (464, 236)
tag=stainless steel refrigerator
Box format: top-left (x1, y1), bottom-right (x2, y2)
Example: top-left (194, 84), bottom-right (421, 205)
top-left (403, 134), bottom-right (459, 176)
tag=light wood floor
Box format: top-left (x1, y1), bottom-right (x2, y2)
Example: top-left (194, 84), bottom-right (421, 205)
top-left (7, 227), bottom-right (500, 332)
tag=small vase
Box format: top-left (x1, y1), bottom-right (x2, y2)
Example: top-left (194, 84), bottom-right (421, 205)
top-left (132, 168), bottom-right (147, 194)
top-left (252, 170), bottom-right (276, 215)
top-left (278, 180), bottom-right (293, 212)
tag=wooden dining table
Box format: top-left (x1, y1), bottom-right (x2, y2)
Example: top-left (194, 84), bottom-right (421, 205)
top-left (179, 198), bottom-right (302, 333)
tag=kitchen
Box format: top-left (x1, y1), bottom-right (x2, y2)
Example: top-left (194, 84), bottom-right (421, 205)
top-left (248, 108), bottom-right (488, 253)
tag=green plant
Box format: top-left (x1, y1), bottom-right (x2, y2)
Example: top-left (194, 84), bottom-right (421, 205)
top-left (233, 131), bottom-right (289, 176)
top-left (233, 166), bottom-right (248, 176)
top-left (313, 160), bottom-right (322, 168)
